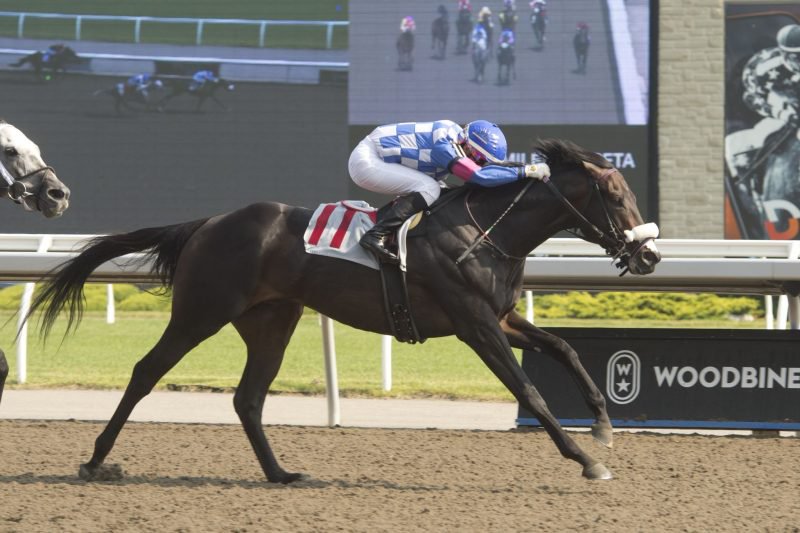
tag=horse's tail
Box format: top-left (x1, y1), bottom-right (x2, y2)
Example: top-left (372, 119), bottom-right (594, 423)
top-left (27, 218), bottom-right (209, 339)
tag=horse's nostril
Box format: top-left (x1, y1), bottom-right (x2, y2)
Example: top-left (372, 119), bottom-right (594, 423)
top-left (48, 188), bottom-right (66, 200)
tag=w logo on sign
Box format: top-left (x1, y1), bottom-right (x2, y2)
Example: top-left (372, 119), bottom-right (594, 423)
top-left (606, 350), bottom-right (641, 405)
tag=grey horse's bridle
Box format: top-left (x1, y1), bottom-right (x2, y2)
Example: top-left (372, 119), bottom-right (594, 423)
top-left (0, 159), bottom-right (54, 210)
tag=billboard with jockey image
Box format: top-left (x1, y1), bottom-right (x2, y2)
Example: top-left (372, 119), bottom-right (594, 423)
top-left (725, 4), bottom-right (800, 240)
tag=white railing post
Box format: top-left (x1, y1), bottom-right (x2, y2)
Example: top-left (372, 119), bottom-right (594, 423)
top-left (259, 21), bottom-right (267, 47)
top-left (765, 295), bottom-right (774, 330)
top-left (134, 18), bottom-right (142, 43)
top-left (17, 13), bottom-right (24, 38)
top-left (16, 235), bottom-right (52, 384)
top-left (196, 19), bottom-right (204, 46)
top-left (381, 335), bottom-right (392, 391)
top-left (319, 314), bottom-right (340, 427)
top-left (525, 290), bottom-right (534, 323)
top-left (75, 15), bottom-right (82, 41)
top-left (106, 284), bottom-right (115, 324)
top-left (326, 22), bottom-right (334, 49)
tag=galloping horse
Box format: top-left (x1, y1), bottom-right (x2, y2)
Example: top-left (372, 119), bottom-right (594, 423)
top-left (397, 29), bottom-right (415, 71)
top-left (158, 76), bottom-right (235, 112)
top-left (497, 33), bottom-right (516, 85)
top-left (530, 3), bottom-right (547, 49)
top-left (10, 44), bottom-right (81, 80)
top-left (25, 139), bottom-right (660, 483)
top-left (0, 120), bottom-right (71, 406)
top-left (573, 24), bottom-right (591, 73)
top-left (471, 26), bottom-right (490, 83)
top-left (431, 5), bottom-right (449, 60)
top-left (455, 7), bottom-right (473, 54)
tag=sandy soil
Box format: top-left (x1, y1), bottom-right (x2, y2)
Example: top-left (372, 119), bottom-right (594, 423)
top-left (0, 420), bottom-right (797, 532)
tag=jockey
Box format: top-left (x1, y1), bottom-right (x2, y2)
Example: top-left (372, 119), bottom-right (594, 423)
top-left (472, 22), bottom-right (489, 45)
top-left (117, 73), bottom-right (162, 98)
top-left (189, 70), bottom-right (220, 92)
top-left (498, 0), bottom-right (518, 31)
top-left (499, 28), bottom-right (515, 48)
top-left (742, 24), bottom-right (800, 123)
top-left (349, 120), bottom-right (550, 263)
top-left (457, 0), bottom-right (472, 12)
top-left (400, 15), bottom-right (416, 33)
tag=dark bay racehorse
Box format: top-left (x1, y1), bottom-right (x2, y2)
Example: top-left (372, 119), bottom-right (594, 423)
top-left (431, 5), bottom-right (449, 60)
top-left (455, 8), bottom-right (473, 54)
top-left (0, 120), bottom-right (71, 406)
top-left (497, 38), bottom-right (516, 85)
top-left (10, 44), bottom-right (80, 80)
top-left (573, 24), bottom-right (591, 74)
top-left (397, 29), bottom-right (414, 71)
top-left (531, 4), bottom-right (547, 49)
top-left (158, 76), bottom-right (235, 112)
top-left (25, 139), bottom-right (660, 483)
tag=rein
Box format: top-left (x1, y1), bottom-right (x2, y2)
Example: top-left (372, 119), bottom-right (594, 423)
top-left (454, 166), bottom-right (648, 276)
top-left (456, 179), bottom-right (536, 265)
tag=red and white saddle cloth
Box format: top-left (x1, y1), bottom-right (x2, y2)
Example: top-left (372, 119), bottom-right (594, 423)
top-left (303, 200), bottom-right (414, 271)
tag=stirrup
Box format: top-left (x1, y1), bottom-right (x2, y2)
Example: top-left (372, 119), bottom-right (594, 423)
top-left (360, 235), bottom-right (399, 264)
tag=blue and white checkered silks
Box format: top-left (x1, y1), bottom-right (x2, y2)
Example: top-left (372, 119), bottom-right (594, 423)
top-left (369, 120), bottom-right (463, 179)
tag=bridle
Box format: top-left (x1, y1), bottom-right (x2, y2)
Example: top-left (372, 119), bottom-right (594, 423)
top-left (543, 167), bottom-right (656, 276)
top-left (0, 159), bottom-right (54, 209)
top-left (457, 166), bottom-right (655, 276)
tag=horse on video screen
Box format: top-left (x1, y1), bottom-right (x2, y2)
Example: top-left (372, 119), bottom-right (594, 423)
top-left (24, 139), bottom-right (660, 484)
top-left (431, 5), bottom-right (449, 59)
top-left (472, 26), bottom-right (490, 83)
top-left (158, 75), bottom-right (235, 112)
top-left (0, 120), bottom-right (71, 406)
top-left (497, 32), bottom-right (516, 85)
top-left (10, 44), bottom-right (81, 80)
top-left (530, 2), bottom-right (547, 49)
top-left (95, 78), bottom-right (166, 115)
top-left (455, 7), bottom-right (473, 54)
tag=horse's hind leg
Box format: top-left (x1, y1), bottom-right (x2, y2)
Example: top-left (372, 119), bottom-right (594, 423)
top-left (0, 349), bottom-right (8, 406)
top-left (79, 317), bottom-right (227, 481)
top-left (501, 310), bottom-right (613, 447)
top-left (231, 300), bottom-right (304, 483)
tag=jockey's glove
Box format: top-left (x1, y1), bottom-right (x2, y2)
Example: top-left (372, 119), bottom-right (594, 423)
top-left (524, 163), bottom-right (550, 180)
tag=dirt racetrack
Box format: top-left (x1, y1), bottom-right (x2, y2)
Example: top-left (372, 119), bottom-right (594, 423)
top-left (0, 420), bottom-right (798, 532)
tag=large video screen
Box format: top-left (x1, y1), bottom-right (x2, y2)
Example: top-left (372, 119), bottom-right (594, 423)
top-left (347, 0), bottom-right (657, 219)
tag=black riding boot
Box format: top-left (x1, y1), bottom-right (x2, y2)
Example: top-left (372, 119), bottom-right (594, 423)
top-left (360, 192), bottom-right (428, 263)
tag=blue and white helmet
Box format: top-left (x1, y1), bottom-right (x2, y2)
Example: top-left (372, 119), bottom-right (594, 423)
top-left (458, 120), bottom-right (508, 164)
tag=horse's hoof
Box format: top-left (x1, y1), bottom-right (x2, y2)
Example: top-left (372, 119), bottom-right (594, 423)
top-left (79, 462), bottom-right (124, 481)
top-left (269, 471), bottom-right (308, 484)
top-left (591, 422), bottom-right (614, 448)
top-left (582, 462), bottom-right (613, 480)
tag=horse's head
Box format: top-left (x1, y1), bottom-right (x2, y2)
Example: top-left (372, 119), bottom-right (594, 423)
top-left (535, 139), bottom-right (660, 276)
top-left (0, 121), bottom-right (70, 218)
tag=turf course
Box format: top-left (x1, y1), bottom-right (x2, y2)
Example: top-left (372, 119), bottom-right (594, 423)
top-left (0, 0), bottom-right (348, 49)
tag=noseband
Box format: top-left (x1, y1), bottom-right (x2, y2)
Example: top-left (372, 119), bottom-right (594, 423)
top-left (0, 161), bottom-right (54, 208)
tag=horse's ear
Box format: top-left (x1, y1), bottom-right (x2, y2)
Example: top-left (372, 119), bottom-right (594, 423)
top-left (582, 161), bottom-right (603, 176)
top-left (0, 118), bottom-right (6, 124)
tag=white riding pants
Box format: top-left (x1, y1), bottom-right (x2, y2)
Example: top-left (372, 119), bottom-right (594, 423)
top-left (348, 137), bottom-right (441, 206)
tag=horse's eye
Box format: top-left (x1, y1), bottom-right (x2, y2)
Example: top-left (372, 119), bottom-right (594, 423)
top-left (3, 147), bottom-right (18, 157)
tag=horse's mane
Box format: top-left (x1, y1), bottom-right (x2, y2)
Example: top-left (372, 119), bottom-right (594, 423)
top-left (532, 138), bottom-right (611, 170)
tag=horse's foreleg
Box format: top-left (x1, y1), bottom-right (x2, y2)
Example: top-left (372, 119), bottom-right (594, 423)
top-left (0, 349), bottom-right (8, 406)
top-left (211, 94), bottom-right (228, 111)
top-left (500, 310), bottom-right (613, 447)
top-left (232, 300), bottom-right (305, 483)
top-left (452, 308), bottom-right (611, 480)
top-left (79, 319), bottom-right (222, 481)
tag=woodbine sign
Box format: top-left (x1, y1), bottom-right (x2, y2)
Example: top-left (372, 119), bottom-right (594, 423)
top-left (519, 328), bottom-right (800, 430)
